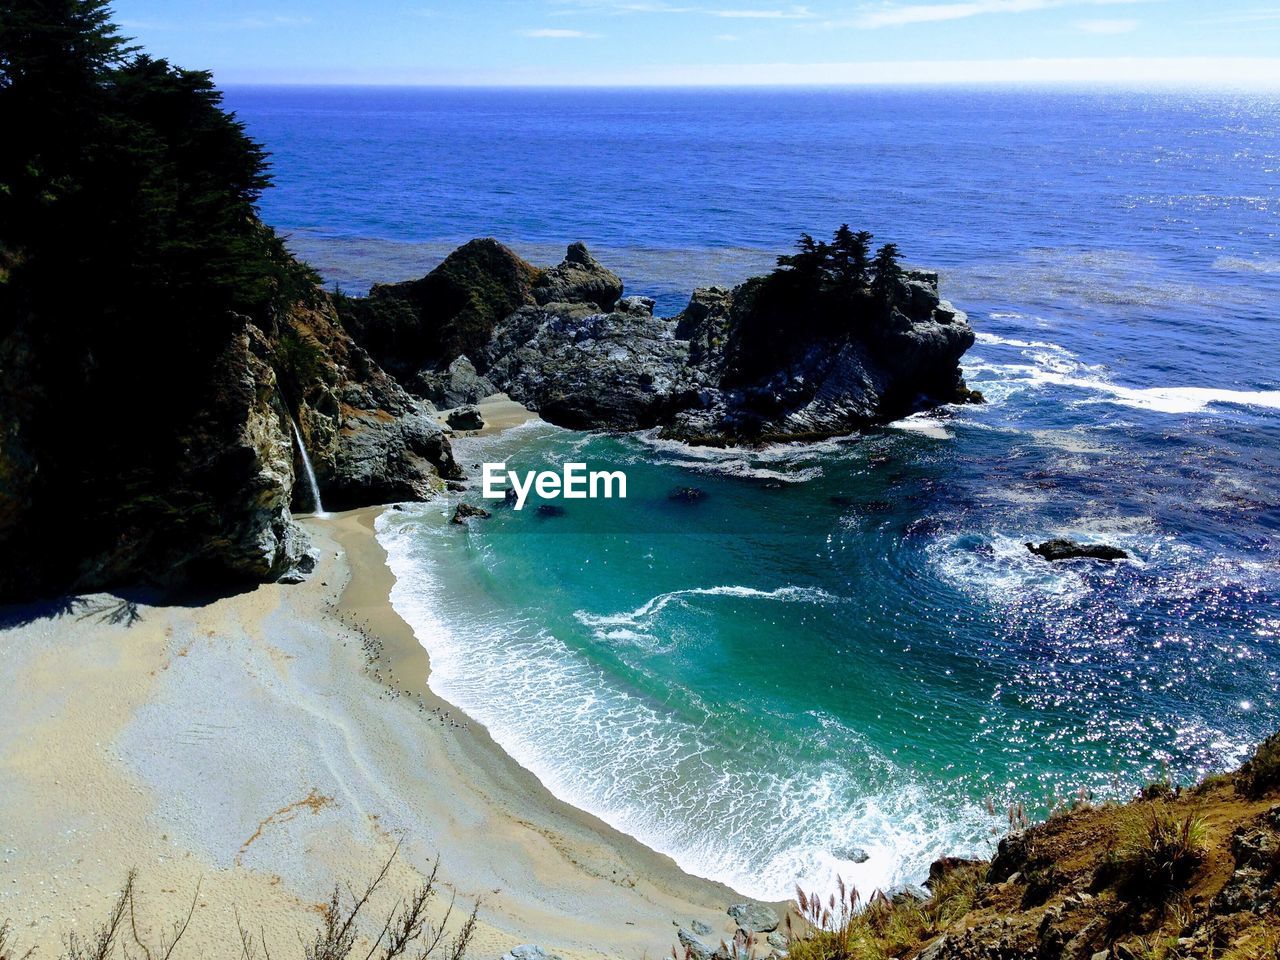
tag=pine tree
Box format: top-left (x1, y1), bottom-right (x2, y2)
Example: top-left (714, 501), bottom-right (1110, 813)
top-left (829, 225), bottom-right (873, 291)
top-left (776, 232), bottom-right (829, 281)
top-left (871, 242), bottom-right (903, 305)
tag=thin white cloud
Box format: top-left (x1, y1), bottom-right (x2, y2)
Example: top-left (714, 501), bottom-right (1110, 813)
top-left (1075, 17), bottom-right (1138, 32)
top-left (848, 0), bottom-right (1150, 29)
top-left (1189, 7), bottom-right (1280, 25)
top-left (219, 56), bottom-right (1280, 87)
top-left (715, 31), bottom-right (743, 38)
top-left (710, 5), bottom-right (814, 16)
top-left (520, 27), bottom-right (603, 36)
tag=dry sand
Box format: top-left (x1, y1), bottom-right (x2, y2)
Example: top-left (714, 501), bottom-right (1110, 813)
top-left (437, 393), bottom-right (542, 437)
top-left (0, 413), bottom-right (753, 958)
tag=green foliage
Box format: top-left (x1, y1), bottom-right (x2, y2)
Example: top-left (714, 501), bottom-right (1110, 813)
top-left (1101, 805), bottom-right (1206, 905)
top-left (1238, 730), bottom-right (1280, 799)
top-left (337, 239), bottom-right (541, 376)
top-left (0, 0), bottom-right (319, 595)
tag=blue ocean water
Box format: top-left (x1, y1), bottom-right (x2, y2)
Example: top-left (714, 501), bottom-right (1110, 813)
top-left (226, 86), bottom-right (1280, 899)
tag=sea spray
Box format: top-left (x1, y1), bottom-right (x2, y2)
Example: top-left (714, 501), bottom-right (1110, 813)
top-left (290, 418), bottom-right (328, 518)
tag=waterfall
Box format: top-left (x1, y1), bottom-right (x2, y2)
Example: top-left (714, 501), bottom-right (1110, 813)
top-left (289, 418), bottom-right (328, 518)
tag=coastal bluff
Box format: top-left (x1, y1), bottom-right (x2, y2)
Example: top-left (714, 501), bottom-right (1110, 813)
top-left (338, 237), bottom-right (980, 445)
top-left (0, 289), bottom-right (461, 603)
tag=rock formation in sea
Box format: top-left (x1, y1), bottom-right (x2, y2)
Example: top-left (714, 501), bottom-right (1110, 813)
top-left (337, 238), bottom-right (979, 445)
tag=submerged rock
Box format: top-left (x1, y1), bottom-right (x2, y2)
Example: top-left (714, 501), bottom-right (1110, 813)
top-left (834, 845), bottom-right (871, 864)
top-left (1026, 539), bottom-right (1129, 562)
top-left (450, 502), bottom-right (491, 524)
top-left (668, 486), bottom-right (707, 502)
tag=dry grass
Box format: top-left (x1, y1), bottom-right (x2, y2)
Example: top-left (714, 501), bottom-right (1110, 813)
top-left (1, 848), bottom-right (476, 960)
top-left (1106, 805), bottom-right (1207, 904)
top-left (784, 865), bottom-right (981, 960)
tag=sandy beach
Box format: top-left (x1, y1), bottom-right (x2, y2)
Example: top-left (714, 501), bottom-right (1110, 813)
top-left (0, 397), bottom-right (748, 960)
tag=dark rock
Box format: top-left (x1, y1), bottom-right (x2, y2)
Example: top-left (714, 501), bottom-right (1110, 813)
top-left (691, 920), bottom-right (714, 937)
top-left (669, 486), bottom-right (707, 502)
top-left (341, 239), bottom-right (976, 447)
top-left (536, 504), bottom-right (566, 517)
top-left (726, 903), bottom-right (779, 933)
top-left (1026, 539), bottom-right (1129, 562)
top-left (619, 295), bottom-right (656, 316)
top-left (834, 846), bottom-right (871, 864)
top-left (486, 306), bottom-right (693, 431)
top-left (450, 503), bottom-right (491, 524)
top-left (500, 946), bottom-right (562, 960)
top-left (340, 238), bottom-right (542, 378)
top-left (446, 405), bottom-right (485, 431)
top-left (928, 856), bottom-right (985, 888)
top-left (413, 355), bottom-right (496, 408)
top-left (533, 242), bottom-right (623, 312)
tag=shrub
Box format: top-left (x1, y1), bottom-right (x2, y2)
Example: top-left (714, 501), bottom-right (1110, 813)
top-left (1103, 806), bottom-right (1206, 905)
top-left (1237, 730), bottom-right (1280, 799)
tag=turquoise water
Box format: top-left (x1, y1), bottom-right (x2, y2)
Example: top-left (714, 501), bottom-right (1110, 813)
top-left (223, 86), bottom-right (1280, 899)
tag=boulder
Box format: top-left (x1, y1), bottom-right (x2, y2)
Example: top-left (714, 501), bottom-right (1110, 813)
top-left (1026, 539), bottom-right (1129, 562)
top-left (533, 242), bottom-right (623, 312)
top-left (446, 405), bottom-right (485, 431)
top-left (834, 846), bottom-right (871, 864)
top-left (413, 355), bottom-right (496, 408)
top-left (727, 903), bottom-right (779, 933)
top-left (619, 294), bottom-right (656, 316)
top-left (486, 307), bottom-right (693, 431)
top-left (677, 929), bottom-right (714, 960)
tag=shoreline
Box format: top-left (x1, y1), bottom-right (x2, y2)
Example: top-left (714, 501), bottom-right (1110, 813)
top-left (0, 487), bottom-right (751, 958)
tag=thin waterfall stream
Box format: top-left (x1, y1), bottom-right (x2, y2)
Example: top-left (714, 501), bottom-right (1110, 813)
top-left (289, 417), bottom-right (328, 518)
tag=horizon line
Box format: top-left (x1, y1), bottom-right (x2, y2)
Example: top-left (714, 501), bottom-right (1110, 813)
top-left (210, 57), bottom-right (1280, 90)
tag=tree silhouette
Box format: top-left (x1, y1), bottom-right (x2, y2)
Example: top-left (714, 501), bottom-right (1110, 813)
top-left (829, 225), bottom-right (873, 291)
top-left (871, 242), bottom-right (903, 306)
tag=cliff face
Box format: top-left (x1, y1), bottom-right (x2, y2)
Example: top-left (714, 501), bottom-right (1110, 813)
top-left (0, 290), bottom-right (458, 603)
top-left (339, 240), bottom-right (979, 445)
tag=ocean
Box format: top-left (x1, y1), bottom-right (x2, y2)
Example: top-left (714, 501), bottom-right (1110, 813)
top-left (223, 86), bottom-right (1280, 901)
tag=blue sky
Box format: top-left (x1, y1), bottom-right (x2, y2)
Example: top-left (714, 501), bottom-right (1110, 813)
top-left (110, 0), bottom-right (1280, 85)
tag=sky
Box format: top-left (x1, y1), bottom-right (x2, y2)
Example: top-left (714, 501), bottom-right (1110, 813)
top-left (109, 0), bottom-right (1280, 86)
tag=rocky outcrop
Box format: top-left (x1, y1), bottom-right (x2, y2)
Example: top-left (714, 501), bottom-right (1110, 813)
top-left (1027, 539), bottom-right (1129, 562)
top-left (413, 355), bottom-right (495, 408)
top-left (338, 238), bottom-right (544, 380)
top-left (276, 298), bottom-right (459, 512)
top-left (532, 241), bottom-right (623, 312)
top-left (0, 288), bottom-right (459, 603)
top-left (342, 242), bottom-right (979, 446)
top-left (485, 306), bottom-right (694, 431)
top-left (445, 405), bottom-right (485, 431)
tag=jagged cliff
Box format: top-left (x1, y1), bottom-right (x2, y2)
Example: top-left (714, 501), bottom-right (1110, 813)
top-left (0, 290), bottom-right (458, 603)
top-left (337, 238), bottom-right (978, 445)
